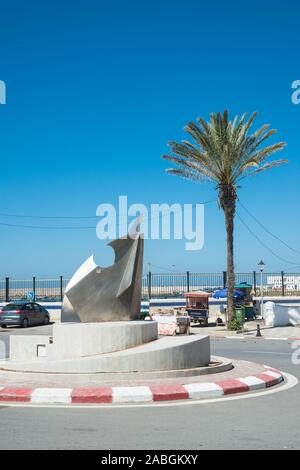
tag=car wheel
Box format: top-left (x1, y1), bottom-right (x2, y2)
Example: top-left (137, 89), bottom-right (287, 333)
top-left (44, 316), bottom-right (50, 325)
top-left (1, 324), bottom-right (6, 328)
top-left (22, 318), bottom-right (29, 328)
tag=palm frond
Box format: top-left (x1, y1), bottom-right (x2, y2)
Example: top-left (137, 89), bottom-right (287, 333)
top-left (244, 159), bottom-right (288, 178)
top-left (166, 168), bottom-right (205, 182)
top-left (162, 110), bottom-right (287, 188)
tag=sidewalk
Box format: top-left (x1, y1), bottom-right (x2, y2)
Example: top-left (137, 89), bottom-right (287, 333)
top-left (193, 321), bottom-right (300, 340)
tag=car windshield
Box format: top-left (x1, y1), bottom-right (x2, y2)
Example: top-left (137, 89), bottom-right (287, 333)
top-left (2, 304), bottom-right (24, 311)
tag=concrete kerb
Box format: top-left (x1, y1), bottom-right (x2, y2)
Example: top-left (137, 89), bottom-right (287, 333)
top-left (0, 366), bottom-right (285, 405)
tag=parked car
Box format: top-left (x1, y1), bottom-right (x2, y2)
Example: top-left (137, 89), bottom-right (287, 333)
top-left (0, 301), bottom-right (50, 328)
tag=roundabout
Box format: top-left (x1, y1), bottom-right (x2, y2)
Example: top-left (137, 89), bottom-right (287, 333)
top-left (0, 336), bottom-right (299, 449)
top-left (0, 230), bottom-right (299, 448)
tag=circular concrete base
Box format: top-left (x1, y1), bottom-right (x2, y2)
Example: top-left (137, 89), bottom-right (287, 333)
top-left (5, 324), bottom-right (211, 374)
top-left (0, 355), bottom-right (232, 379)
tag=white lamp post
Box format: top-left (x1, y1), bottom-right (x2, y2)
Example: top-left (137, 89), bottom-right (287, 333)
top-left (258, 260), bottom-right (265, 318)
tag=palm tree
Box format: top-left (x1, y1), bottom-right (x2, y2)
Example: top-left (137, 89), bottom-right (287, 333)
top-left (162, 111), bottom-right (287, 327)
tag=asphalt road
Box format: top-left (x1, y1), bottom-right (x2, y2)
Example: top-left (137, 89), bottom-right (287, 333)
top-left (0, 334), bottom-right (299, 450)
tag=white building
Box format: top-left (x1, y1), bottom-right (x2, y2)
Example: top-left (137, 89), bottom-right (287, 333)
top-left (267, 275), bottom-right (300, 291)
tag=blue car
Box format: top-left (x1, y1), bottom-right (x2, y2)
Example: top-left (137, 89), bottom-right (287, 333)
top-left (0, 301), bottom-right (50, 328)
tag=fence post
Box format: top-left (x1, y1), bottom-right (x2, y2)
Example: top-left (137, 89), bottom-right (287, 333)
top-left (222, 271), bottom-right (227, 289)
top-left (281, 271), bottom-right (285, 296)
top-left (186, 271), bottom-right (190, 292)
top-left (60, 275), bottom-right (63, 302)
top-left (32, 276), bottom-right (36, 301)
top-left (5, 277), bottom-right (10, 302)
top-left (148, 271), bottom-right (152, 299)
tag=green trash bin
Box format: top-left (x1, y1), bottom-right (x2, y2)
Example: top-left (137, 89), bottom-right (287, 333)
top-left (235, 306), bottom-right (245, 324)
top-left (245, 305), bottom-right (255, 320)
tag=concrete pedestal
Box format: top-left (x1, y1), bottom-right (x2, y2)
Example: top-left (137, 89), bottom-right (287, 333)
top-left (7, 321), bottom-right (210, 375)
top-left (56, 321), bottom-right (157, 359)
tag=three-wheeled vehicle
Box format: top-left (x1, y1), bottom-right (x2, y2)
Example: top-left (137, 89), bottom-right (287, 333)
top-left (184, 290), bottom-right (210, 326)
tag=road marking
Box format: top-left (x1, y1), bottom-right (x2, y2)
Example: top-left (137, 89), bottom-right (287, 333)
top-left (265, 338), bottom-right (289, 341)
top-left (242, 351), bottom-right (291, 355)
top-left (212, 336), bottom-right (298, 342)
top-left (0, 372), bottom-right (297, 409)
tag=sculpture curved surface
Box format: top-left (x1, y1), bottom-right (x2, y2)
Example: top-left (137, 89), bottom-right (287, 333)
top-left (62, 221), bottom-right (144, 323)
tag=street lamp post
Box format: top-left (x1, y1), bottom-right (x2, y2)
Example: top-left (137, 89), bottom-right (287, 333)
top-left (258, 260), bottom-right (265, 318)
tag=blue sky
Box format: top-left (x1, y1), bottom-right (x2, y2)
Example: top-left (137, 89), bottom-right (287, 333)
top-left (0, 0), bottom-right (299, 277)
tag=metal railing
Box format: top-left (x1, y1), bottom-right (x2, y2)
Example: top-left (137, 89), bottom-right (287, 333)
top-left (1, 272), bottom-right (300, 302)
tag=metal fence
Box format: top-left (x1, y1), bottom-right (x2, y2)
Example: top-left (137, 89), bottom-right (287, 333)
top-left (0, 277), bottom-right (67, 302)
top-left (146, 271), bottom-right (300, 298)
top-left (1, 272), bottom-right (300, 302)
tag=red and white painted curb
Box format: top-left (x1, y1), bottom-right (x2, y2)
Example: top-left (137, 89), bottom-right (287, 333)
top-left (0, 367), bottom-right (284, 405)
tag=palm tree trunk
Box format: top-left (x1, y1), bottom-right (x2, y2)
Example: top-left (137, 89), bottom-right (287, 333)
top-left (224, 204), bottom-right (235, 326)
top-left (219, 184), bottom-right (236, 328)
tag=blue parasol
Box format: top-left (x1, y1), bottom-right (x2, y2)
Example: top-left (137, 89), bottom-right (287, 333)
top-left (212, 288), bottom-right (245, 299)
